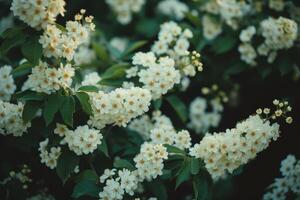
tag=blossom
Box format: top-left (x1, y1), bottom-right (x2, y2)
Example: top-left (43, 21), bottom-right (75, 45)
top-left (0, 65), bottom-right (16, 101)
top-left (38, 139), bottom-right (61, 169)
top-left (157, 0), bottom-right (189, 20)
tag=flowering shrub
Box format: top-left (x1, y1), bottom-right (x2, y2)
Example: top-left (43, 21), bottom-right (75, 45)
top-left (0, 0), bottom-right (299, 199)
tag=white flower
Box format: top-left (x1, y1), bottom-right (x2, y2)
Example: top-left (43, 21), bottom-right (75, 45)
top-left (239, 26), bottom-right (256, 42)
top-left (38, 139), bottom-right (61, 169)
top-left (157, 0), bottom-right (189, 20)
top-left (0, 65), bottom-right (16, 101)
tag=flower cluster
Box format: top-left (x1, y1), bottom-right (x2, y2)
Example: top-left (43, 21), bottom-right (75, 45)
top-left (190, 114), bottom-right (281, 180)
top-left (188, 97), bottom-right (223, 134)
top-left (263, 155), bottom-right (300, 200)
top-left (152, 21), bottom-right (203, 77)
top-left (105, 0), bottom-right (145, 25)
top-left (202, 14), bottom-right (223, 40)
top-left (128, 110), bottom-right (173, 140)
top-left (54, 124), bottom-right (103, 155)
top-left (157, 0), bottom-right (189, 20)
top-left (239, 16), bottom-right (298, 65)
top-left (99, 143), bottom-right (168, 200)
top-left (39, 10), bottom-right (95, 61)
top-left (0, 100), bottom-right (31, 137)
top-left (74, 45), bottom-right (96, 66)
top-left (0, 164), bottom-right (32, 190)
top-left (268, 0), bottom-right (285, 12)
top-left (128, 52), bottom-right (181, 99)
top-left (10, 0), bottom-right (66, 29)
top-left (256, 99), bottom-right (293, 124)
top-left (38, 138), bottom-right (61, 169)
top-left (0, 65), bottom-right (16, 101)
top-left (22, 61), bottom-right (75, 94)
top-left (89, 87), bottom-right (151, 129)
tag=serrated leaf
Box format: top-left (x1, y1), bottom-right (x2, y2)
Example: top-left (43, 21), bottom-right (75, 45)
top-left (56, 150), bottom-right (79, 184)
top-left (72, 180), bottom-right (100, 199)
top-left (22, 101), bottom-right (42, 122)
top-left (76, 92), bottom-right (92, 115)
top-left (21, 37), bottom-right (42, 65)
top-left (175, 158), bottom-right (191, 189)
top-left (166, 95), bottom-right (188, 122)
top-left (190, 158), bottom-right (200, 175)
top-left (43, 94), bottom-right (64, 126)
top-left (60, 96), bottom-right (75, 127)
top-left (113, 159), bottom-right (135, 171)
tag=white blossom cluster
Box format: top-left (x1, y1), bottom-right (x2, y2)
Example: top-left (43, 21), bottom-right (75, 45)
top-left (99, 143), bottom-right (168, 200)
top-left (202, 14), bottom-right (223, 40)
top-left (38, 138), bottom-right (61, 169)
top-left (39, 13), bottom-right (95, 61)
top-left (88, 87), bottom-right (151, 129)
top-left (263, 155), bottom-right (300, 200)
top-left (151, 21), bottom-right (203, 77)
top-left (105, 0), bottom-right (145, 25)
top-left (190, 114), bottom-right (280, 180)
top-left (239, 17), bottom-right (298, 65)
top-left (74, 45), bottom-right (96, 66)
top-left (0, 100), bottom-right (31, 137)
top-left (188, 97), bottom-right (223, 134)
top-left (0, 164), bottom-right (32, 190)
top-left (0, 65), bottom-right (16, 101)
top-left (268, 0), bottom-right (285, 12)
top-left (54, 123), bottom-right (103, 155)
top-left (157, 0), bottom-right (189, 20)
top-left (22, 61), bottom-right (75, 94)
top-left (129, 52), bottom-right (181, 100)
top-left (109, 37), bottom-right (128, 53)
top-left (128, 110), bottom-right (173, 140)
top-left (10, 0), bottom-right (66, 29)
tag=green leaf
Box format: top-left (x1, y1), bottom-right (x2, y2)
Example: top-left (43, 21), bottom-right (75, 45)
top-left (100, 63), bottom-right (129, 80)
top-left (92, 42), bottom-right (110, 63)
top-left (166, 95), bottom-right (188, 122)
top-left (153, 98), bottom-right (162, 110)
top-left (56, 150), bottom-right (79, 184)
top-left (76, 92), bottom-right (92, 115)
top-left (72, 180), bottom-right (100, 198)
top-left (98, 137), bottom-right (109, 157)
top-left (147, 180), bottom-right (168, 200)
top-left (22, 101), bottom-right (42, 122)
top-left (193, 174), bottom-right (208, 200)
top-left (211, 35), bottom-right (238, 54)
top-left (60, 96), bottom-right (75, 127)
top-left (190, 158), bottom-right (200, 175)
top-left (21, 37), bottom-right (42, 65)
top-left (175, 158), bottom-right (191, 189)
top-left (43, 94), bottom-right (64, 126)
top-left (77, 85), bottom-right (99, 92)
top-left (12, 62), bottom-right (33, 78)
top-left (186, 12), bottom-right (202, 27)
top-left (75, 169), bottom-right (98, 183)
top-left (15, 90), bottom-right (45, 101)
top-left (113, 159), bottom-right (135, 171)
top-left (164, 144), bottom-right (186, 155)
top-left (0, 28), bottom-right (26, 55)
top-left (224, 62), bottom-right (248, 77)
top-left (122, 40), bottom-right (147, 57)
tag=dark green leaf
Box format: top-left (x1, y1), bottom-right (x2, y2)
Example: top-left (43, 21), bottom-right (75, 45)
top-left (193, 174), bottom-right (208, 200)
top-left (60, 96), bottom-right (75, 127)
top-left (75, 169), bottom-right (98, 183)
top-left (190, 158), bottom-right (200, 175)
top-left (122, 41), bottom-right (147, 57)
top-left (72, 180), bottom-right (100, 198)
top-left (153, 98), bottom-right (162, 110)
top-left (56, 150), bottom-right (79, 183)
top-left (113, 159), bottom-right (135, 170)
top-left (175, 158), bottom-right (191, 189)
top-left (43, 94), bottom-right (64, 126)
top-left (164, 144), bottom-right (186, 155)
top-left (166, 95), bottom-right (188, 122)
top-left (98, 137), bottom-right (109, 157)
top-left (22, 101), bottom-right (42, 122)
top-left (100, 63), bottom-right (129, 80)
top-left (77, 85), bottom-right (99, 92)
top-left (21, 37), bottom-right (42, 65)
top-left (186, 12), bottom-right (202, 27)
top-left (92, 42), bottom-right (110, 63)
top-left (147, 180), bottom-right (168, 200)
top-left (15, 90), bottom-right (45, 101)
top-left (76, 92), bottom-right (92, 115)
top-left (12, 62), bottom-right (33, 78)
top-left (211, 35), bottom-right (238, 54)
